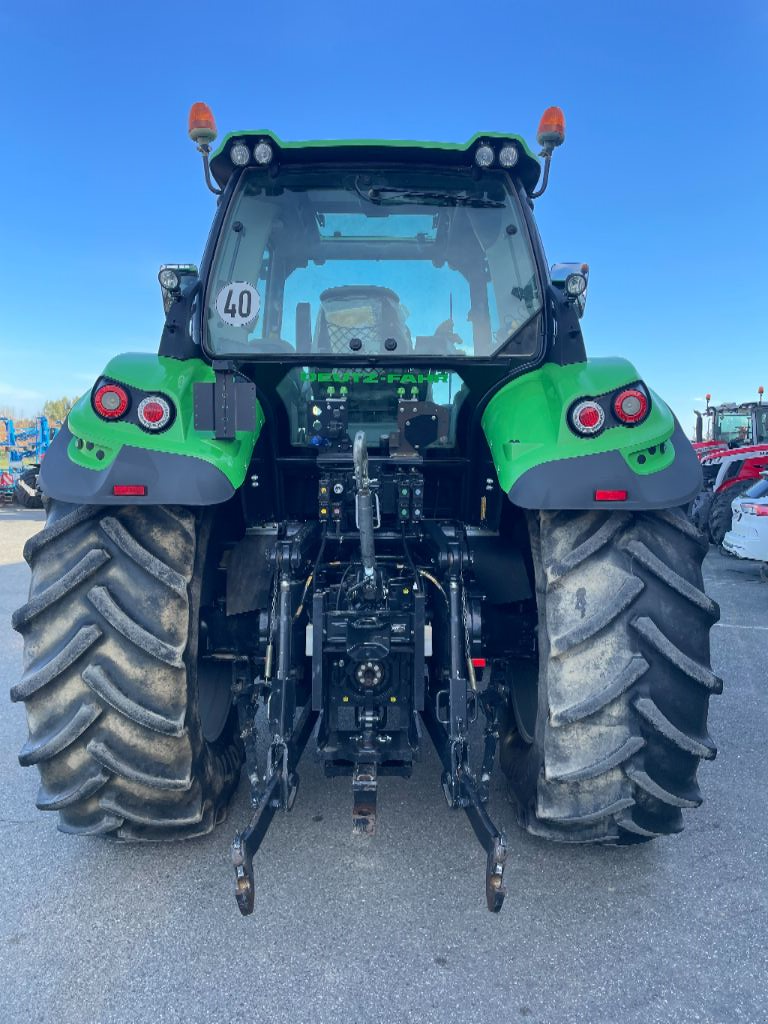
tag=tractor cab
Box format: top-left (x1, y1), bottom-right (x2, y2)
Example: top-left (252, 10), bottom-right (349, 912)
top-left (199, 157), bottom-right (545, 366)
top-left (695, 392), bottom-right (768, 449)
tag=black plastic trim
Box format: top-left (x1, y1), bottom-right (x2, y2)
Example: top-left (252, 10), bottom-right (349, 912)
top-left (508, 420), bottom-right (702, 511)
top-left (39, 424), bottom-right (235, 506)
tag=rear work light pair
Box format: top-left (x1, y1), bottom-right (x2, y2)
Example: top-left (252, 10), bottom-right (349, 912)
top-left (474, 141), bottom-right (520, 168)
top-left (92, 383), bottom-right (173, 432)
top-left (229, 139), bottom-right (274, 167)
top-left (569, 387), bottom-right (650, 438)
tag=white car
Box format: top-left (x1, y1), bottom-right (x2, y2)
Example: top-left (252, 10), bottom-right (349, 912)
top-left (722, 476), bottom-right (768, 561)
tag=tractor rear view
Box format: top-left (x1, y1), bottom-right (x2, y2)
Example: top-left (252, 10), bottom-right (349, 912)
top-left (691, 393), bottom-right (768, 543)
top-left (11, 105), bottom-right (721, 914)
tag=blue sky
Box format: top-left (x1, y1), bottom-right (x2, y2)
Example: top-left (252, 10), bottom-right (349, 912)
top-left (0, 1), bottom-right (765, 432)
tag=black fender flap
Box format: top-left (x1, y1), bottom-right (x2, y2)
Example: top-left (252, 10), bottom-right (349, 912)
top-left (39, 424), bottom-right (235, 506)
top-left (508, 420), bottom-right (702, 511)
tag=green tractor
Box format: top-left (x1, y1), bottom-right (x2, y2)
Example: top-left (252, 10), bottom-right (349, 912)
top-left (12, 104), bottom-right (721, 913)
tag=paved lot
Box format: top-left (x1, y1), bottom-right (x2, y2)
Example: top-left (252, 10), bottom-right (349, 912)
top-left (0, 505), bottom-right (766, 1024)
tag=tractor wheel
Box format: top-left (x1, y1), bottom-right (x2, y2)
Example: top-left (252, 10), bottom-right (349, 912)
top-left (500, 508), bottom-right (721, 843)
top-left (11, 502), bottom-right (243, 839)
top-left (14, 468), bottom-right (43, 509)
top-left (708, 481), bottom-right (753, 546)
top-left (688, 489), bottom-right (713, 532)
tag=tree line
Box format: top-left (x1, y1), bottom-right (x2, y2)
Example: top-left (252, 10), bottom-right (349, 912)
top-left (0, 397), bottom-right (77, 425)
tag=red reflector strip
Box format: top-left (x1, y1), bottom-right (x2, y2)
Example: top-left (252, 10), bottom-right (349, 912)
top-left (471, 658), bottom-right (487, 668)
top-left (595, 489), bottom-right (628, 502)
top-left (112, 485), bottom-right (147, 496)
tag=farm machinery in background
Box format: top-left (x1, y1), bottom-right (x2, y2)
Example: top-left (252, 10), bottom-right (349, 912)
top-left (689, 390), bottom-right (768, 544)
top-left (0, 417), bottom-right (57, 508)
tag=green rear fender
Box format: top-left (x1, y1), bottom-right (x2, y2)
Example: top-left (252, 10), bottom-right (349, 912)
top-left (481, 358), bottom-right (702, 510)
top-left (39, 354), bottom-right (264, 505)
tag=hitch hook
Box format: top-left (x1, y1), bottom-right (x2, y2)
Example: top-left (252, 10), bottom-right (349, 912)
top-left (485, 834), bottom-right (508, 913)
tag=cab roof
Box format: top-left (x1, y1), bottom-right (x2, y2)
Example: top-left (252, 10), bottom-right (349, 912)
top-left (209, 130), bottom-right (541, 194)
top-left (709, 402), bottom-right (765, 412)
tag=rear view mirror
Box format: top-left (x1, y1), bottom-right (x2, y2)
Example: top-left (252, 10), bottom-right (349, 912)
top-left (551, 262), bottom-right (589, 318)
top-left (158, 264), bottom-right (199, 314)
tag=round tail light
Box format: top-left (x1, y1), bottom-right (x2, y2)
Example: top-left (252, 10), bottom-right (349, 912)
top-left (93, 383), bottom-right (129, 419)
top-left (614, 388), bottom-right (649, 424)
top-left (137, 396), bottom-right (172, 431)
top-left (570, 400), bottom-right (605, 436)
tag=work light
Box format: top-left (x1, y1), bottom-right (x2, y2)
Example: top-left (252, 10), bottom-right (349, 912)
top-left (230, 142), bottom-right (250, 166)
top-left (499, 145), bottom-right (519, 168)
top-left (158, 268), bottom-right (180, 291)
top-left (474, 144), bottom-right (494, 167)
top-left (565, 273), bottom-right (587, 297)
top-left (253, 141), bottom-right (274, 165)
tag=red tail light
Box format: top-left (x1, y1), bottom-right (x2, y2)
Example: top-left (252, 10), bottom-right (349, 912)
top-left (93, 383), bottom-right (129, 419)
top-left (613, 388), bottom-right (649, 425)
top-left (570, 399), bottom-right (605, 436)
top-left (137, 396), bottom-right (172, 431)
top-left (742, 503), bottom-right (768, 516)
top-left (112, 485), bottom-right (147, 496)
top-left (595, 489), bottom-right (628, 502)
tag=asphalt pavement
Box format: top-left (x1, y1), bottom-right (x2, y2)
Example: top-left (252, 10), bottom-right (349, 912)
top-left (1, 505), bottom-right (766, 1024)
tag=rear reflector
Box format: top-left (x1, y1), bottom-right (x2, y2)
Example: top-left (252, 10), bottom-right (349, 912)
top-left (471, 658), bottom-right (487, 668)
top-left (93, 383), bottom-right (129, 419)
top-left (613, 387), bottom-right (649, 424)
top-left (112, 484), bottom-right (147, 496)
top-left (595, 489), bottom-right (628, 502)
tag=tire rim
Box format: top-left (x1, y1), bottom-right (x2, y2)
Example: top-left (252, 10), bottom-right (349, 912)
top-left (197, 658), bottom-right (233, 743)
top-left (508, 661), bottom-right (538, 745)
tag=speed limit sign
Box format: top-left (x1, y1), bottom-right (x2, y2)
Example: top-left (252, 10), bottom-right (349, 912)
top-left (215, 282), bottom-right (261, 328)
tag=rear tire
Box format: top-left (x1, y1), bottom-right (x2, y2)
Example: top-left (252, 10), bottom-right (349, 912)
top-left (500, 508), bottom-right (721, 843)
top-left (688, 489), bottom-right (713, 532)
top-left (11, 502), bottom-right (243, 839)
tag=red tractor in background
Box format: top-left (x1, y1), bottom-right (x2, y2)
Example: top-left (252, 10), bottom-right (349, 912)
top-left (690, 390), bottom-right (768, 543)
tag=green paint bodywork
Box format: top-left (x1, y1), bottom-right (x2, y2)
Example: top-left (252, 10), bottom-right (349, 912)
top-left (67, 354), bottom-right (675, 500)
top-left (481, 358), bottom-right (676, 494)
top-left (66, 354), bottom-right (263, 488)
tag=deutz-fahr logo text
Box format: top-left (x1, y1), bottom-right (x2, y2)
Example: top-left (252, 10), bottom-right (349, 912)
top-left (300, 371), bottom-right (450, 385)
